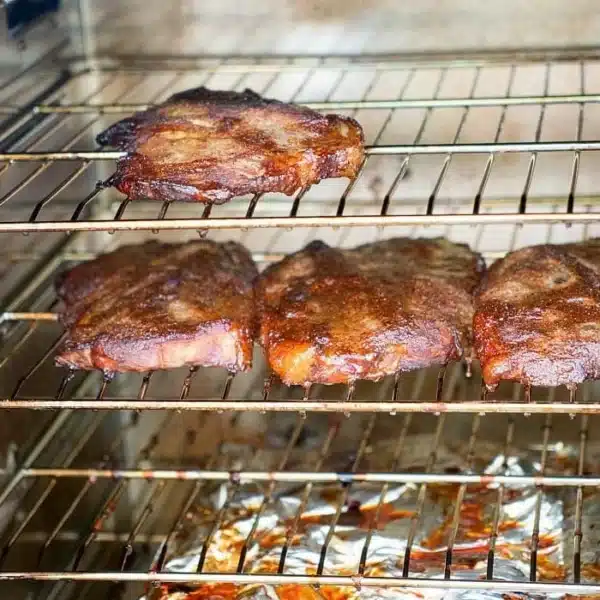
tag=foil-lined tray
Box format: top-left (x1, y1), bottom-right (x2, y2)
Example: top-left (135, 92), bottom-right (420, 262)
top-left (143, 419), bottom-right (600, 600)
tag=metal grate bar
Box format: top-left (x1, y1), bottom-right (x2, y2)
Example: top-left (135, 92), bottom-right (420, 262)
top-left (21, 91), bottom-right (600, 113)
top-left (529, 411), bottom-right (553, 582)
top-left (473, 65), bottom-right (517, 214)
top-left (36, 412), bottom-right (141, 567)
top-left (573, 407), bottom-right (589, 583)
top-left (67, 382), bottom-right (160, 575)
top-left (443, 414), bottom-right (481, 579)
top-left (115, 480), bottom-right (167, 573)
top-left (20, 468), bottom-right (600, 488)
top-left (376, 69), bottom-right (418, 215)
top-left (371, 68), bottom-right (416, 147)
top-left (567, 61), bottom-right (586, 215)
top-left (340, 68), bottom-right (418, 217)
top-left (9, 396), bottom-right (600, 415)
top-left (3, 571), bottom-right (600, 592)
top-left (277, 410), bottom-right (341, 573)
top-left (518, 64), bottom-right (551, 214)
top-left (52, 48), bottom-right (600, 66)
top-left (392, 68), bottom-right (448, 211)
top-left (0, 319), bottom-right (43, 369)
top-left (427, 67), bottom-right (482, 215)
top-left (316, 404), bottom-right (378, 576)
top-left (334, 67), bottom-right (384, 217)
top-left (151, 383), bottom-right (257, 574)
top-left (8, 140), bottom-right (600, 163)
top-left (29, 163), bottom-right (92, 223)
top-left (151, 479), bottom-right (203, 572)
top-left (0, 410), bottom-right (108, 567)
top-left (486, 415), bottom-right (516, 579)
top-left (403, 408), bottom-right (445, 576)
top-left (70, 183), bottom-right (107, 222)
top-left (2, 210), bottom-right (599, 234)
top-left (195, 478), bottom-right (236, 573)
top-left (358, 375), bottom-right (411, 575)
top-left (0, 75), bottom-right (134, 211)
top-left (195, 374), bottom-right (248, 573)
top-left (10, 333), bottom-right (67, 400)
top-left (236, 416), bottom-right (305, 573)
top-left (288, 185), bottom-right (309, 218)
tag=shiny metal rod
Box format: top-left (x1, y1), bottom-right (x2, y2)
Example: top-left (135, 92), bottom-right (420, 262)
top-left (19, 468), bottom-right (600, 487)
top-left (0, 211), bottom-right (598, 234)
top-left (27, 93), bottom-right (600, 114)
top-left (0, 312), bottom-right (58, 323)
top-left (4, 398), bottom-right (600, 414)
top-left (0, 570), bottom-right (598, 593)
top-left (4, 140), bottom-right (600, 161)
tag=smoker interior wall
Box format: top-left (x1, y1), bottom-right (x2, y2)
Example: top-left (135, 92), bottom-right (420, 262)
top-left (4, 0), bottom-right (600, 63)
top-left (62, 0), bottom-right (600, 56)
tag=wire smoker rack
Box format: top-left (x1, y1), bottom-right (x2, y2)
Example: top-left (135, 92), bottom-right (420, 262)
top-left (0, 391), bottom-right (599, 599)
top-left (2, 52), bottom-right (600, 232)
top-left (2, 49), bottom-right (600, 599)
top-left (1, 222), bottom-right (599, 415)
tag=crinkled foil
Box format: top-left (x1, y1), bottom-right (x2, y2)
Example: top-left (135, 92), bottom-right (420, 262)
top-left (144, 425), bottom-right (600, 600)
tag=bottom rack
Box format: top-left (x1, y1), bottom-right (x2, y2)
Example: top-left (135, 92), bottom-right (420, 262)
top-left (0, 406), bottom-right (600, 599)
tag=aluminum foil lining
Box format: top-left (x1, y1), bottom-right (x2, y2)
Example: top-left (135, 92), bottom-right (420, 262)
top-left (144, 423), bottom-right (600, 600)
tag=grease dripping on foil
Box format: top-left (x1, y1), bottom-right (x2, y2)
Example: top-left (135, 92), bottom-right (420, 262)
top-left (143, 431), bottom-right (600, 600)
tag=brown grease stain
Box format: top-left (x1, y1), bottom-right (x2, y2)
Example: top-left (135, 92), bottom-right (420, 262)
top-left (187, 583), bottom-right (238, 599)
top-left (358, 505), bottom-right (416, 530)
top-left (277, 584), bottom-right (351, 600)
top-left (581, 564), bottom-right (600, 581)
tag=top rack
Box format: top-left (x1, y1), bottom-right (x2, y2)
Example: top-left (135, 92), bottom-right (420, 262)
top-left (1, 52), bottom-right (600, 233)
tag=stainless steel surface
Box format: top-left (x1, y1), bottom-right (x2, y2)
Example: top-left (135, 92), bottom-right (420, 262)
top-left (53, 1), bottom-right (600, 56)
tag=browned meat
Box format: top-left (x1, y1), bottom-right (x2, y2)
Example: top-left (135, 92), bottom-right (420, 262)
top-left (474, 240), bottom-right (600, 389)
top-left (97, 87), bottom-right (365, 204)
top-left (258, 238), bottom-right (485, 386)
top-left (55, 240), bottom-right (258, 373)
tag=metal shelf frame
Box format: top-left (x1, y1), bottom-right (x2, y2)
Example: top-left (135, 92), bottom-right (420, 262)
top-left (0, 53), bottom-right (599, 233)
top-left (2, 49), bottom-right (600, 599)
top-left (0, 398), bottom-right (595, 595)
